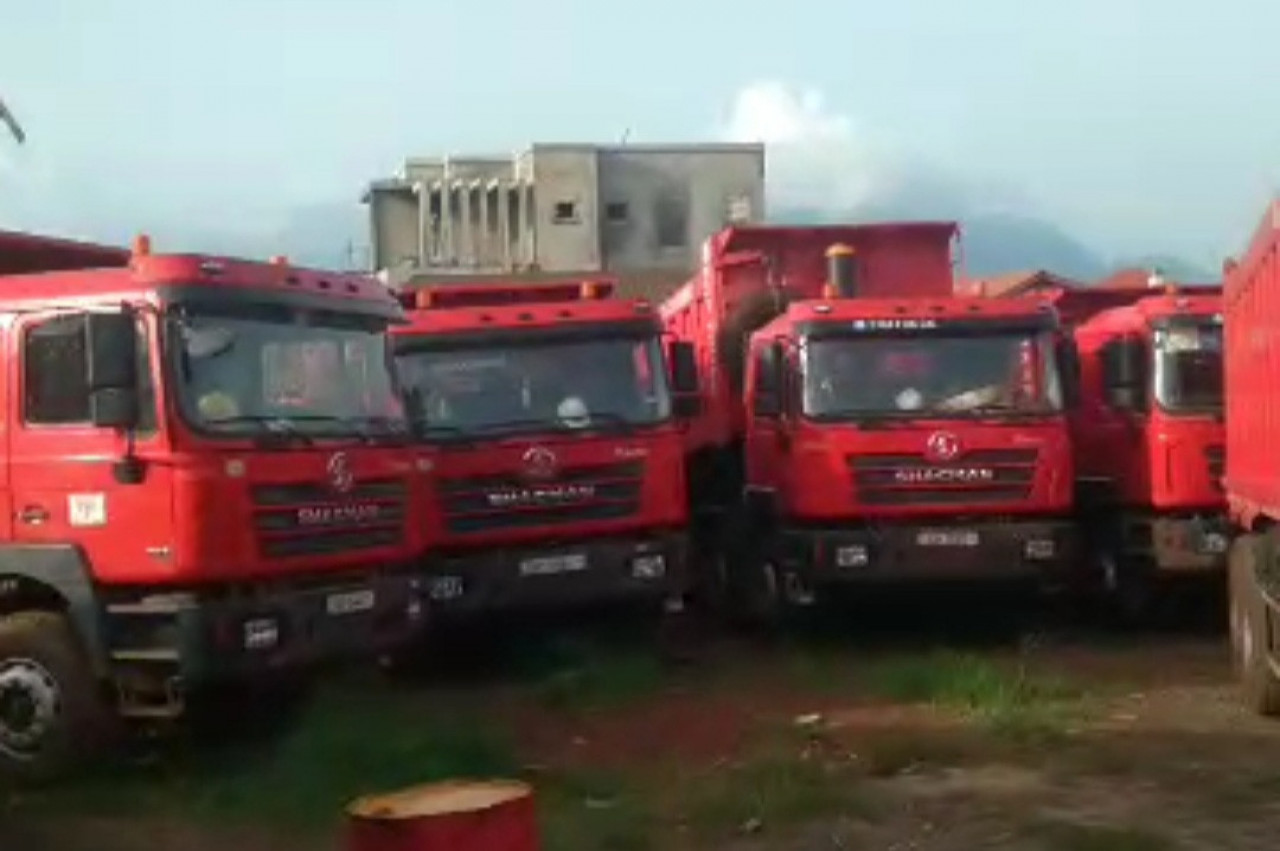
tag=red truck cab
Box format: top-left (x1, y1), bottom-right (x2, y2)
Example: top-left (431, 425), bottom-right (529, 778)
top-left (390, 279), bottom-right (699, 625)
top-left (1222, 200), bottom-right (1280, 714)
top-left (0, 236), bottom-right (429, 778)
top-left (1065, 285), bottom-right (1226, 614)
top-left (663, 224), bottom-right (1076, 622)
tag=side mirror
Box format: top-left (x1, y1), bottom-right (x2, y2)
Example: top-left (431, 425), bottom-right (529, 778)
top-left (1102, 336), bottom-right (1147, 411)
top-left (1055, 336), bottom-right (1081, 409)
top-left (85, 311), bottom-right (140, 429)
top-left (668, 341), bottom-right (702, 418)
top-left (668, 340), bottom-right (699, 394)
top-left (752, 341), bottom-right (784, 417)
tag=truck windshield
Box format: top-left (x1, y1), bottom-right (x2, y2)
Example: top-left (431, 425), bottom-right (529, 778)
top-left (397, 335), bottom-right (672, 436)
top-left (801, 332), bottom-right (1063, 419)
top-left (1153, 321), bottom-right (1223, 414)
top-left (169, 305), bottom-right (405, 439)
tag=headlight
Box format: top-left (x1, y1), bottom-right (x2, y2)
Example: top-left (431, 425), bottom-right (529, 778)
top-left (631, 554), bottom-right (666, 579)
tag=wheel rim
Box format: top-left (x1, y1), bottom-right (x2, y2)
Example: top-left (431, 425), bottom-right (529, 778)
top-left (0, 658), bottom-right (61, 760)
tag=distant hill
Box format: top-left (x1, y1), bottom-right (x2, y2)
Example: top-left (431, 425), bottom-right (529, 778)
top-left (772, 205), bottom-right (1212, 282)
top-left (134, 199), bottom-right (1213, 284)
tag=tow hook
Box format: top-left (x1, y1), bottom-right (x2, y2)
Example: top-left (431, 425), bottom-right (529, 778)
top-left (782, 571), bottom-right (815, 606)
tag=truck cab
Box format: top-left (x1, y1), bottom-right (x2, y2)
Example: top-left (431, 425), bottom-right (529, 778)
top-left (0, 237), bottom-right (429, 778)
top-left (1070, 287), bottom-right (1226, 611)
top-left (738, 290), bottom-right (1075, 610)
top-left (662, 223), bottom-right (1077, 623)
top-left (391, 280), bottom-right (698, 625)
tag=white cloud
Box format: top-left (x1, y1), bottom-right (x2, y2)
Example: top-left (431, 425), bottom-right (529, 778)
top-left (718, 80), bottom-right (893, 214)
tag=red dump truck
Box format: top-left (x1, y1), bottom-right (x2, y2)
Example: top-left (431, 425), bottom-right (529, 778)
top-left (0, 235), bottom-right (430, 778)
top-left (661, 224), bottom-right (1077, 623)
top-left (1223, 200), bottom-right (1280, 713)
top-left (0, 228), bottom-right (130, 275)
top-left (390, 279), bottom-right (700, 631)
top-left (1033, 284), bottom-right (1227, 618)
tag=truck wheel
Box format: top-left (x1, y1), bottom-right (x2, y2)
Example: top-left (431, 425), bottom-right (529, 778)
top-left (0, 611), bottom-right (112, 782)
top-left (1228, 534), bottom-right (1280, 716)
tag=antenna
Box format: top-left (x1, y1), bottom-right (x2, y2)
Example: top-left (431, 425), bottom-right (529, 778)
top-left (0, 95), bottom-right (26, 145)
top-left (620, 128), bottom-right (631, 145)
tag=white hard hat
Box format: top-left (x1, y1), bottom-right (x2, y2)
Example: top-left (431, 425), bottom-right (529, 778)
top-left (557, 396), bottom-right (591, 428)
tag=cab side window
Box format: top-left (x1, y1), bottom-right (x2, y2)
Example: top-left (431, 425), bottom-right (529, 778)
top-left (23, 313), bottom-right (157, 431)
top-left (25, 315), bottom-right (90, 424)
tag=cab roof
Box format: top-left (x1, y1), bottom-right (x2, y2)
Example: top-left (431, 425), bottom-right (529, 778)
top-left (757, 294), bottom-right (1057, 340)
top-left (393, 277), bottom-right (660, 339)
top-left (0, 248), bottom-right (403, 321)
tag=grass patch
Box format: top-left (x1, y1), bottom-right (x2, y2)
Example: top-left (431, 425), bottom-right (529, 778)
top-left (20, 684), bottom-right (518, 835)
top-left (673, 750), bottom-right (870, 841)
top-left (505, 628), bottom-right (670, 713)
top-left (862, 650), bottom-right (1083, 742)
top-left (854, 728), bottom-right (984, 777)
top-left (538, 770), bottom-right (655, 851)
top-left (1024, 818), bottom-right (1178, 851)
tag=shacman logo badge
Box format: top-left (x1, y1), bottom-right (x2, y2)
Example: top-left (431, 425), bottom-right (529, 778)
top-left (327, 451), bottom-right (355, 493)
top-left (924, 431), bottom-right (962, 462)
top-left (521, 446), bottom-right (559, 481)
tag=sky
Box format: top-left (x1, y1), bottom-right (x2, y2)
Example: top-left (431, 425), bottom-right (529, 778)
top-left (2, 0), bottom-right (1279, 272)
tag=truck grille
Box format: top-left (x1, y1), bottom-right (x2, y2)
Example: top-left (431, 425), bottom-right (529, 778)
top-left (251, 479), bottom-right (407, 558)
top-left (438, 461), bottom-right (644, 535)
top-left (848, 448), bottom-right (1038, 507)
top-left (1205, 444), bottom-right (1225, 493)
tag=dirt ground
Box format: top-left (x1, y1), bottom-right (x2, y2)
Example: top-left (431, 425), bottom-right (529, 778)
top-left (5, 607), bottom-right (1280, 851)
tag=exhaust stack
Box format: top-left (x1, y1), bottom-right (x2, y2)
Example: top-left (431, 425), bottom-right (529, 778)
top-left (826, 243), bottom-right (857, 297)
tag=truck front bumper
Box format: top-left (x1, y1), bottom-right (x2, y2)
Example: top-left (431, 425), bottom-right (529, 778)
top-left (133, 565), bottom-right (428, 686)
top-left (779, 519), bottom-right (1079, 587)
top-left (420, 531), bottom-right (689, 618)
top-left (1143, 514), bottom-right (1230, 574)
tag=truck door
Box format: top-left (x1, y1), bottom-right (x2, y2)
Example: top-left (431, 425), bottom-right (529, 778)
top-left (8, 311), bottom-right (174, 584)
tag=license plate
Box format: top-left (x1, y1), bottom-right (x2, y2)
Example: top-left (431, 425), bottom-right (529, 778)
top-left (916, 529), bottom-right (980, 547)
top-left (326, 589), bottom-right (376, 615)
top-left (519, 553), bottom-right (588, 577)
top-left (429, 575), bottom-right (465, 601)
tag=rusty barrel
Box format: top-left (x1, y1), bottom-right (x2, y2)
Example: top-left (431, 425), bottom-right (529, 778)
top-left (345, 779), bottom-right (539, 851)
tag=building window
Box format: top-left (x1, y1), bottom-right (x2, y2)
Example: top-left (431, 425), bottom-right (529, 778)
top-left (654, 190), bottom-right (688, 249)
top-left (552, 200), bottom-right (579, 224)
top-left (605, 201), bottom-right (629, 224)
top-left (726, 194), bottom-right (753, 224)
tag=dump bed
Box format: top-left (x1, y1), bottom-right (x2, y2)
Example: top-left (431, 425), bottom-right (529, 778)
top-left (1224, 200), bottom-right (1280, 526)
top-left (0, 229), bottom-right (129, 275)
top-left (660, 222), bottom-right (958, 454)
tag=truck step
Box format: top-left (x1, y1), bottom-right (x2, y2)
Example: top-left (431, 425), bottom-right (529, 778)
top-left (117, 703), bottom-right (184, 720)
top-left (110, 648), bottom-right (181, 663)
top-left (106, 600), bottom-right (185, 616)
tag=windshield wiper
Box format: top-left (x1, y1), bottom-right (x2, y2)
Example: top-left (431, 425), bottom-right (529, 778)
top-left (476, 412), bottom-right (640, 436)
top-left (204, 415), bottom-right (316, 446)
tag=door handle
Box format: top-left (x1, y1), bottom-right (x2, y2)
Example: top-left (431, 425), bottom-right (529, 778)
top-left (17, 505), bottom-right (49, 525)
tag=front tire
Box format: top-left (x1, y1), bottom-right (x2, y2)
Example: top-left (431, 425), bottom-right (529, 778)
top-left (1228, 534), bottom-right (1280, 716)
top-left (0, 611), bottom-right (113, 783)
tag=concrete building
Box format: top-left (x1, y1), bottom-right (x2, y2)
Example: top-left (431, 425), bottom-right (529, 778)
top-left (362, 143), bottom-right (765, 292)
